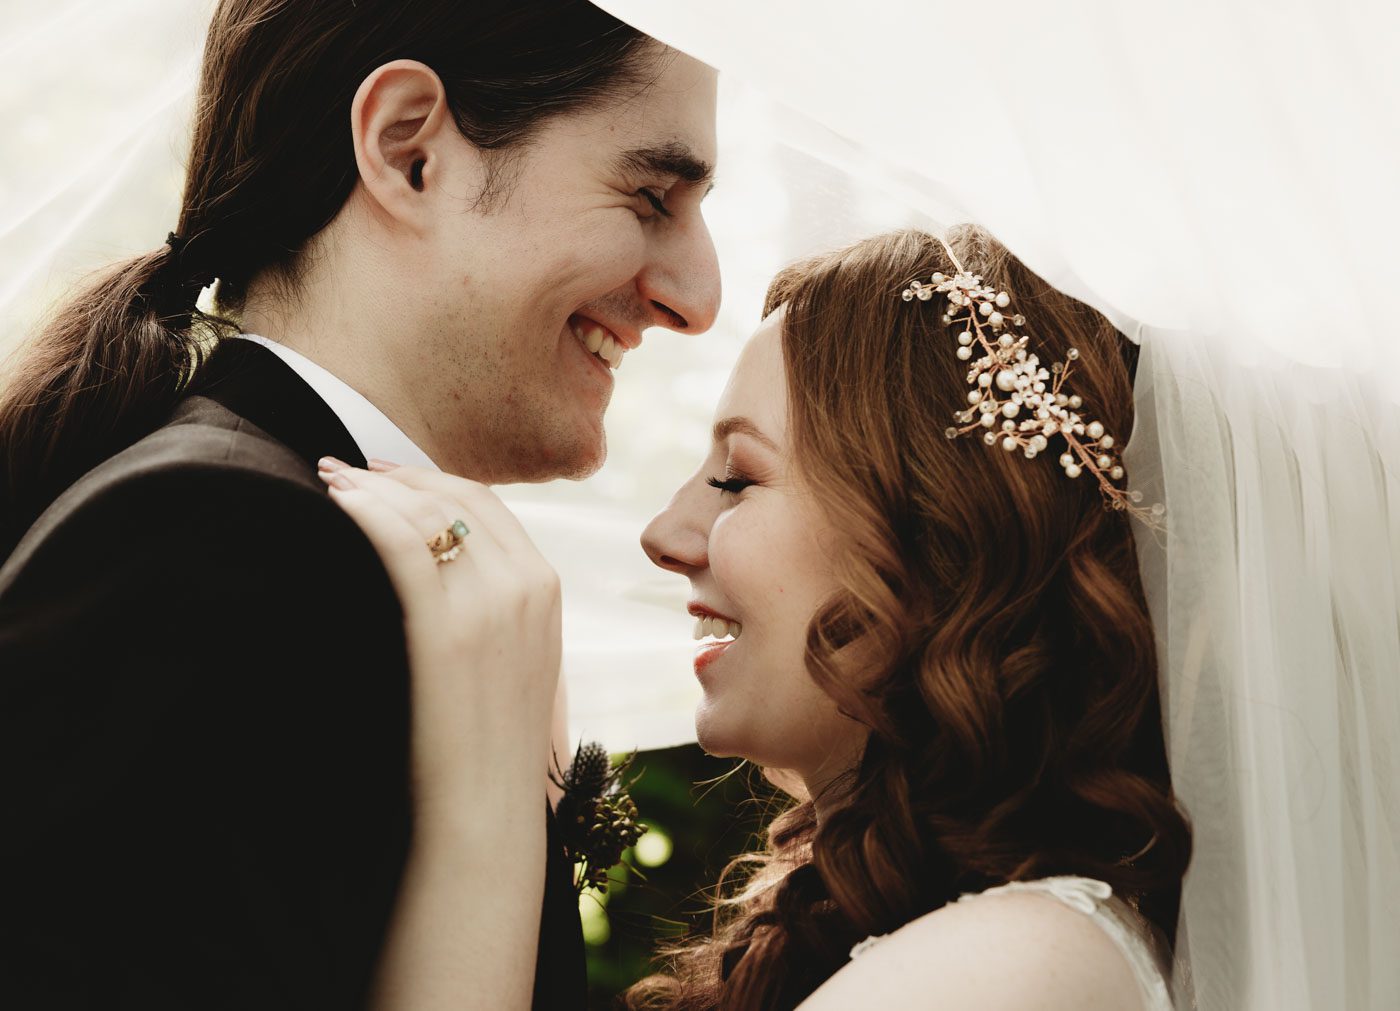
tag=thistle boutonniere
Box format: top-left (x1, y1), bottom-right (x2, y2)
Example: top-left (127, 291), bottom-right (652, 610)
top-left (551, 741), bottom-right (646, 895)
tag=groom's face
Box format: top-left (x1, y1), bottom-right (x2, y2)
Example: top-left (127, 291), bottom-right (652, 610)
top-left (418, 49), bottom-right (720, 483)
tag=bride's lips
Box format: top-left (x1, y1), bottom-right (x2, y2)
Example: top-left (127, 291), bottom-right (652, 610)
top-left (694, 640), bottom-right (731, 679)
top-left (690, 603), bottom-right (741, 680)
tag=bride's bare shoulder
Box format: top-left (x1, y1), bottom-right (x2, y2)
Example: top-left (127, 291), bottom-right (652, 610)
top-left (797, 888), bottom-right (1144, 1011)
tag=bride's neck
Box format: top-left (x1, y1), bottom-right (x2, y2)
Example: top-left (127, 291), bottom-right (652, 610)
top-left (802, 759), bottom-right (862, 825)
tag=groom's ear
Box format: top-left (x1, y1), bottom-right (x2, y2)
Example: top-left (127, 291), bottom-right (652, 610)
top-left (350, 60), bottom-right (464, 231)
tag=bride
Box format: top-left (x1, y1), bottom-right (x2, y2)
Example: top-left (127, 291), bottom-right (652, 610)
top-left (325, 225), bottom-right (1190, 1009)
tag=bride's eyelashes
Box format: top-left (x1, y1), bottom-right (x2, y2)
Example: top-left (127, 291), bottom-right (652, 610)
top-left (635, 188), bottom-right (673, 219)
top-left (707, 474), bottom-right (754, 495)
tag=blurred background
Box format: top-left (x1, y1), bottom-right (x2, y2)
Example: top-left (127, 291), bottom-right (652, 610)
top-left (578, 747), bottom-right (784, 1007)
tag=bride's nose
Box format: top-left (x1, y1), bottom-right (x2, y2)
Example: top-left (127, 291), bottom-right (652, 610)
top-left (641, 484), bottom-right (708, 574)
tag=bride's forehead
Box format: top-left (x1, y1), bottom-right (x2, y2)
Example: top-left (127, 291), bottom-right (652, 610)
top-left (715, 315), bottom-right (786, 430)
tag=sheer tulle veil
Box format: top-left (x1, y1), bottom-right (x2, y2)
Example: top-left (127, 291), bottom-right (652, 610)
top-left (3, 1), bottom-right (1397, 1006)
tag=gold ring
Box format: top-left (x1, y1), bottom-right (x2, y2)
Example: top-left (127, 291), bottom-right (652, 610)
top-left (427, 519), bottom-right (470, 564)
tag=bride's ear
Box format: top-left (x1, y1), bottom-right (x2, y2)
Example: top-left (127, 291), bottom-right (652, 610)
top-left (350, 60), bottom-right (463, 232)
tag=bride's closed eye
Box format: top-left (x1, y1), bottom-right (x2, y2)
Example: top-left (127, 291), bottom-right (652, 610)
top-left (707, 474), bottom-right (754, 495)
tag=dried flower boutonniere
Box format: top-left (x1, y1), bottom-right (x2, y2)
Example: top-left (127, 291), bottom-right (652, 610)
top-left (551, 741), bottom-right (646, 895)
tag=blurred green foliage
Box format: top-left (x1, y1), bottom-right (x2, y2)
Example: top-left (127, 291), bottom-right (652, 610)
top-left (583, 744), bottom-right (784, 1009)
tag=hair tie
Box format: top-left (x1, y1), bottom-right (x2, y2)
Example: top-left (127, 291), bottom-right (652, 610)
top-left (161, 231), bottom-right (215, 294)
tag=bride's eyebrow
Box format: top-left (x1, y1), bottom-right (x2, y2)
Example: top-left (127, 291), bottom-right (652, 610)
top-left (615, 141), bottom-right (716, 197)
top-left (713, 416), bottom-right (776, 450)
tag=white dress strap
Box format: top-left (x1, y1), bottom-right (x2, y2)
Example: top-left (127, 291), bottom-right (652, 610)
top-left (848, 875), bottom-right (1174, 1011)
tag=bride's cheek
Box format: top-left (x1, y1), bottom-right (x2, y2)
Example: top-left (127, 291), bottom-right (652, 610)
top-left (709, 506), bottom-right (772, 578)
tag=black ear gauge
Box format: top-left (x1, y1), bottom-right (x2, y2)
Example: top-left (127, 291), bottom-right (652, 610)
top-left (409, 158), bottom-right (425, 191)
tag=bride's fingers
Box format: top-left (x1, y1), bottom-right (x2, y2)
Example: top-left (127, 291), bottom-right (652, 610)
top-left (342, 467), bottom-right (558, 627)
top-left (321, 466), bottom-right (505, 557)
top-left (319, 471), bottom-right (538, 618)
top-left (363, 465), bottom-right (537, 555)
top-left (325, 483), bottom-right (454, 613)
top-left (319, 464), bottom-right (453, 535)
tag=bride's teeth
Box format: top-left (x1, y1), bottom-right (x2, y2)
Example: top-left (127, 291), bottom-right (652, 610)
top-left (585, 326), bottom-right (605, 354)
top-left (693, 614), bottom-right (743, 640)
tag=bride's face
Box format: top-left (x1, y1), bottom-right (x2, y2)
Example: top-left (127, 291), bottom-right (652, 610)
top-left (641, 312), bottom-right (868, 792)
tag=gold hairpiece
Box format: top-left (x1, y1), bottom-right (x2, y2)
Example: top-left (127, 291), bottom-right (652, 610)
top-left (902, 248), bottom-right (1163, 525)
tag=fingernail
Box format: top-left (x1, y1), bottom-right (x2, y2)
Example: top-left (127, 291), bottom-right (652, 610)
top-left (319, 456), bottom-right (348, 472)
top-left (367, 458), bottom-right (400, 471)
top-left (318, 470), bottom-right (355, 490)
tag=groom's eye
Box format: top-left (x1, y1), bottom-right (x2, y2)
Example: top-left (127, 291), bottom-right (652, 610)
top-left (636, 188), bottom-right (673, 219)
top-left (706, 475), bottom-right (753, 495)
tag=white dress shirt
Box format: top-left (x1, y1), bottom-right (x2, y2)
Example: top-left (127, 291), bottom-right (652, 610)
top-left (235, 334), bottom-right (439, 472)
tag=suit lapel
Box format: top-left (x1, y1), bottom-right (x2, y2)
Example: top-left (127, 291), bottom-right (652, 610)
top-left (187, 339), bottom-right (367, 470)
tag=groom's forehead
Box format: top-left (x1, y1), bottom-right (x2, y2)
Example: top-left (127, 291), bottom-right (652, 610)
top-left (594, 52), bottom-right (718, 171)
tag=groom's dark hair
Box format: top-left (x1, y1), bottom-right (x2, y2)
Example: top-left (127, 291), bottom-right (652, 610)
top-left (0, 0), bottom-right (657, 555)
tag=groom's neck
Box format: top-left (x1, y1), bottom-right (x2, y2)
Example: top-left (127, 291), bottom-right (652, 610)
top-left (237, 243), bottom-right (488, 481)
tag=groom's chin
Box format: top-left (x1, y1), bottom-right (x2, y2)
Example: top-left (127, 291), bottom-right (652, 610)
top-left (551, 430), bottom-right (607, 482)
top-left (504, 428), bottom-right (606, 484)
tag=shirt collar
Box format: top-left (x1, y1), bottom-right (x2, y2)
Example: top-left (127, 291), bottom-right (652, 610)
top-left (235, 334), bottom-right (439, 472)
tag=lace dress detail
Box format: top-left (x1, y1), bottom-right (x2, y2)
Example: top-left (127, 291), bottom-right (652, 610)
top-left (847, 876), bottom-right (1173, 1011)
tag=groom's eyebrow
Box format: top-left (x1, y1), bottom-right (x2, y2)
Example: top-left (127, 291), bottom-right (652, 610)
top-left (713, 416), bottom-right (776, 450)
top-left (616, 142), bottom-right (716, 196)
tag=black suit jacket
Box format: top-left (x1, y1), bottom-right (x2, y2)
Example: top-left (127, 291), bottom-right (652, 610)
top-left (0, 339), bottom-right (585, 1009)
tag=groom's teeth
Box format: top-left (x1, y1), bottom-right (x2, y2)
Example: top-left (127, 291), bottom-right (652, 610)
top-left (573, 320), bottom-right (626, 370)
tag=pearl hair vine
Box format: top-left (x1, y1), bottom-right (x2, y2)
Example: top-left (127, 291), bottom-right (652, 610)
top-left (901, 241), bottom-right (1164, 526)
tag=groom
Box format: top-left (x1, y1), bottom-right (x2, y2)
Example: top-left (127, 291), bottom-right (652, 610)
top-left (0, 2), bottom-right (717, 1008)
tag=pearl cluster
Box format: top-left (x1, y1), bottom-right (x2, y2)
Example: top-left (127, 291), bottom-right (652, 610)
top-left (902, 270), bottom-right (1162, 523)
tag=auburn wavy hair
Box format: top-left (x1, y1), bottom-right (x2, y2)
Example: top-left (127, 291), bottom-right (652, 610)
top-left (623, 227), bottom-right (1191, 1010)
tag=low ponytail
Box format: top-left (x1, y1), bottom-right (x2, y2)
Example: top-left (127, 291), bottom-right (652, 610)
top-left (0, 241), bottom-right (217, 556)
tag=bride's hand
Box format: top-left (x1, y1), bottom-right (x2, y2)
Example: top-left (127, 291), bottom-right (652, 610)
top-left (318, 459), bottom-right (558, 1011)
top-left (317, 459), bottom-right (562, 807)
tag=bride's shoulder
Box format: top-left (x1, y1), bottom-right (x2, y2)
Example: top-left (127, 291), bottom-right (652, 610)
top-left (797, 879), bottom-right (1145, 1011)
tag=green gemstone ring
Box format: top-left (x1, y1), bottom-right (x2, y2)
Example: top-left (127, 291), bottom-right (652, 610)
top-left (428, 518), bottom-right (471, 564)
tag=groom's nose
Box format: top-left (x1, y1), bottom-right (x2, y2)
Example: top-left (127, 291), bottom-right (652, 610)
top-left (636, 215), bottom-right (721, 335)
